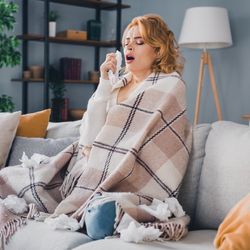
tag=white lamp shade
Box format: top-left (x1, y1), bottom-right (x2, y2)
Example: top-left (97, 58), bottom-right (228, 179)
top-left (178, 7), bottom-right (233, 49)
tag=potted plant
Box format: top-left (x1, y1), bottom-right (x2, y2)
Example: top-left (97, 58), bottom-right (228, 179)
top-left (49, 65), bottom-right (68, 122)
top-left (0, 0), bottom-right (21, 112)
top-left (48, 10), bottom-right (59, 37)
top-left (0, 94), bottom-right (15, 112)
top-left (0, 0), bottom-right (21, 68)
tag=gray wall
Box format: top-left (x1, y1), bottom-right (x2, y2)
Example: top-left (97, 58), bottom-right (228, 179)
top-left (0, 0), bottom-right (249, 125)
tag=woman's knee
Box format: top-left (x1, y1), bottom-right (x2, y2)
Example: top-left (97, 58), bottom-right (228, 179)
top-left (85, 201), bottom-right (116, 240)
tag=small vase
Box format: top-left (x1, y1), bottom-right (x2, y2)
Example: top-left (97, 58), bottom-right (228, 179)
top-left (29, 65), bottom-right (44, 79)
top-left (49, 21), bottom-right (56, 37)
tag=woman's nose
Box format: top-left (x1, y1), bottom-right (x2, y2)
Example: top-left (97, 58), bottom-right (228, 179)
top-left (127, 43), bottom-right (134, 51)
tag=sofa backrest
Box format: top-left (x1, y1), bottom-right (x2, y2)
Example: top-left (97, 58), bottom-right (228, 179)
top-left (46, 120), bottom-right (81, 139)
top-left (194, 121), bottom-right (250, 229)
top-left (178, 123), bottom-right (211, 229)
top-left (7, 121), bottom-right (81, 166)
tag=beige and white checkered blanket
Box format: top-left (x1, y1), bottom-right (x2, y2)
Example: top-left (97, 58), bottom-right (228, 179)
top-left (0, 72), bottom-right (192, 244)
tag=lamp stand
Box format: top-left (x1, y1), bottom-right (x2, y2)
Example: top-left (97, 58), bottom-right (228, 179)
top-left (194, 50), bottom-right (222, 125)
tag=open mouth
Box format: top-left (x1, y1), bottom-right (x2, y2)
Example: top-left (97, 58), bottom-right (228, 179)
top-left (126, 55), bottom-right (135, 62)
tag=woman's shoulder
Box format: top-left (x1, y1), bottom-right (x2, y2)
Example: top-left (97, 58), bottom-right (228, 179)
top-left (147, 71), bottom-right (186, 96)
top-left (154, 71), bottom-right (185, 86)
top-left (159, 71), bottom-right (182, 80)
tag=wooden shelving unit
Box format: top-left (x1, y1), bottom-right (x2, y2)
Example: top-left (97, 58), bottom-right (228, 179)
top-left (12, 78), bottom-right (98, 85)
top-left (17, 34), bottom-right (119, 47)
top-left (16, 0), bottom-right (129, 115)
top-left (39, 0), bottom-right (130, 10)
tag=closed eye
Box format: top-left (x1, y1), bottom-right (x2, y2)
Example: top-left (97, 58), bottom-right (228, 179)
top-left (136, 40), bottom-right (144, 45)
top-left (123, 37), bottom-right (144, 47)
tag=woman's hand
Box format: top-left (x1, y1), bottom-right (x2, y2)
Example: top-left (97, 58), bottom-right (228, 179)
top-left (100, 53), bottom-right (117, 80)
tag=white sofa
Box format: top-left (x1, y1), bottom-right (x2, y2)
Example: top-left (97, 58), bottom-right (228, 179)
top-left (5, 120), bottom-right (250, 250)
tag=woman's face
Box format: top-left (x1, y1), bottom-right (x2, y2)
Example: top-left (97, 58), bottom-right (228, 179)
top-left (123, 25), bottom-right (157, 75)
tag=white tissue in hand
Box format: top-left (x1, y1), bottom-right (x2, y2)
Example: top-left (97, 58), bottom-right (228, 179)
top-left (3, 195), bottom-right (28, 214)
top-left (45, 214), bottom-right (80, 231)
top-left (108, 50), bottom-right (122, 85)
top-left (164, 197), bottom-right (185, 218)
top-left (120, 221), bottom-right (162, 243)
top-left (20, 152), bottom-right (50, 168)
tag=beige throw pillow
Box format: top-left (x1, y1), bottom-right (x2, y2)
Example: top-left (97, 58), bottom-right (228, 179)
top-left (0, 111), bottom-right (21, 169)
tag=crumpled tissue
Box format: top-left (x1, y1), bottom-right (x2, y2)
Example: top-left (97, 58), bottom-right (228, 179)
top-left (20, 152), bottom-right (50, 168)
top-left (45, 214), bottom-right (81, 231)
top-left (120, 221), bottom-right (162, 243)
top-left (164, 197), bottom-right (185, 218)
top-left (2, 195), bottom-right (28, 214)
top-left (139, 197), bottom-right (185, 221)
top-left (108, 50), bottom-right (122, 85)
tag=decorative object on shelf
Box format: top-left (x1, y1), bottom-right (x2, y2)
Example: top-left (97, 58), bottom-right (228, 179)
top-left (0, 0), bottom-right (21, 68)
top-left (87, 19), bottom-right (101, 40)
top-left (29, 65), bottom-right (44, 79)
top-left (49, 10), bottom-right (59, 37)
top-left (23, 70), bottom-right (31, 79)
top-left (0, 94), bottom-right (15, 112)
top-left (57, 30), bottom-right (87, 41)
top-left (69, 108), bottom-right (86, 121)
top-left (88, 70), bottom-right (99, 82)
top-left (179, 7), bottom-right (233, 125)
top-left (60, 57), bottom-right (82, 80)
top-left (49, 65), bottom-right (68, 122)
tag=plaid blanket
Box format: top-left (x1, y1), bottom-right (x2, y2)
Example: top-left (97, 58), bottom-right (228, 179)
top-left (0, 72), bottom-right (192, 244)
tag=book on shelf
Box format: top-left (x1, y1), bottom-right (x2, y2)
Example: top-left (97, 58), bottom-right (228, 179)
top-left (60, 57), bottom-right (82, 80)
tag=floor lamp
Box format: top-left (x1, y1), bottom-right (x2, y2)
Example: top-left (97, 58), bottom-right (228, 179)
top-left (178, 7), bottom-right (233, 125)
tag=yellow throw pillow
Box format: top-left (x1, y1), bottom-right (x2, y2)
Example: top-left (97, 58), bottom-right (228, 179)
top-left (214, 193), bottom-right (250, 250)
top-left (16, 109), bottom-right (51, 138)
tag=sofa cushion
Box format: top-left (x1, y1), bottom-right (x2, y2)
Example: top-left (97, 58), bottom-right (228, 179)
top-left (5, 220), bottom-right (92, 250)
top-left (0, 111), bottom-right (21, 169)
top-left (178, 123), bottom-right (211, 229)
top-left (195, 121), bottom-right (250, 229)
top-left (46, 120), bottom-right (81, 139)
top-left (7, 136), bottom-right (77, 166)
top-left (72, 230), bottom-right (216, 250)
top-left (214, 193), bottom-right (250, 250)
top-left (16, 109), bottom-right (51, 138)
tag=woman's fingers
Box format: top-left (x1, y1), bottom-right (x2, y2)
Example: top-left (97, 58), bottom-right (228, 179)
top-left (100, 53), bottom-right (117, 79)
top-left (100, 61), bottom-right (116, 73)
top-left (106, 61), bottom-right (116, 73)
top-left (106, 54), bottom-right (117, 67)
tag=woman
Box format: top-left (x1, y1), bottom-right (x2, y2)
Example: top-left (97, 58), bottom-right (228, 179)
top-left (0, 14), bottom-right (192, 244)
top-left (79, 14), bottom-right (185, 158)
top-left (65, 14), bottom-right (192, 240)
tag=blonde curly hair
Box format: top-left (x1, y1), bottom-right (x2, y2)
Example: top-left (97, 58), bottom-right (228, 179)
top-left (122, 14), bottom-right (184, 75)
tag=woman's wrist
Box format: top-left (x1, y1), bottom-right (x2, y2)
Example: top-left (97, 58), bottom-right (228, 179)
top-left (100, 71), bottom-right (109, 80)
top-left (94, 77), bottom-right (112, 99)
